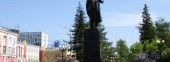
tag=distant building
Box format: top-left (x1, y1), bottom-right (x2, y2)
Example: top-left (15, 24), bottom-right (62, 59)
top-left (16, 42), bottom-right (40, 62)
top-left (47, 41), bottom-right (60, 49)
top-left (20, 32), bottom-right (48, 48)
top-left (43, 48), bottom-right (74, 62)
top-left (0, 26), bottom-right (19, 62)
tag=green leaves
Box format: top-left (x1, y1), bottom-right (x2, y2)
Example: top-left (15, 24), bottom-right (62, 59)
top-left (144, 41), bottom-right (158, 53)
top-left (155, 18), bottom-right (170, 39)
top-left (130, 42), bottom-right (143, 55)
top-left (99, 24), bottom-right (115, 62)
top-left (139, 4), bottom-right (156, 43)
top-left (71, 2), bottom-right (87, 62)
top-left (162, 47), bottom-right (170, 61)
top-left (129, 41), bottom-right (159, 61)
top-left (115, 39), bottom-right (130, 62)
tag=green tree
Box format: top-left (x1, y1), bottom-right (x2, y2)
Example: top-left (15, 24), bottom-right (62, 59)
top-left (129, 42), bottom-right (143, 62)
top-left (115, 39), bottom-right (130, 62)
top-left (155, 18), bottom-right (170, 46)
top-left (138, 4), bottom-right (156, 43)
top-left (130, 41), bottom-right (158, 61)
top-left (70, 2), bottom-right (86, 62)
top-left (130, 42), bottom-right (143, 55)
top-left (144, 41), bottom-right (158, 53)
top-left (130, 41), bottom-right (159, 61)
top-left (98, 24), bottom-right (116, 62)
top-left (155, 18), bottom-right (170, 41)
top-left (164, 32), bottom-right (170, 46)
top-left (138, 4), bottom-right (156, 52)
top-left (155, 17), bottom-right (170, 62)
top-left (162, 48), bottom-right (170, 62)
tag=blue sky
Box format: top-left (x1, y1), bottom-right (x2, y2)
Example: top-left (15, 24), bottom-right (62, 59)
top-left (0, 0), bottom-right (170, 47)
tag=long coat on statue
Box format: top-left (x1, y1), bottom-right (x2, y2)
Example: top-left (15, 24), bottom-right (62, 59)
top-left (86, 0), bottom-right (103, 28)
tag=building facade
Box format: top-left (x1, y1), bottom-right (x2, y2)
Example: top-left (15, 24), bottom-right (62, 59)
top-left (20, 32), bottom-right (48, 48)
top-left (43, 48), bottom-right (75, 62)
top-left (0, 26), bottom-right (18, 62)
top-left (17, 42), bottom-right (40, 62)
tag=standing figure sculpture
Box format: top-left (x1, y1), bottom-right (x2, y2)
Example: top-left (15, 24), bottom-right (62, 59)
top-left (86, 0), bottom-right (104, 29)
top-left (84, 0), bottom-right (104, 62)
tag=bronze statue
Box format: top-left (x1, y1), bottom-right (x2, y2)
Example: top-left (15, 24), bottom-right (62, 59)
top-left (86, 0), bottom-right (104, 29)
top-left (84, 0), bottom-right (104, 61)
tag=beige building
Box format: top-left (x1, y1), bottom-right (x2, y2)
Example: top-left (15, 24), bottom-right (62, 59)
top-left (0, 26), bottom-right (19, 62)
top-left (17, 42), bottom-right (40, 62)
top-left (42, 49), bottom-right (74, 62)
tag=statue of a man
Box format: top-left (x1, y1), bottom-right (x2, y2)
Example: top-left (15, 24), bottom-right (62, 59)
top-left (86, 0), bottom-right (104, 29)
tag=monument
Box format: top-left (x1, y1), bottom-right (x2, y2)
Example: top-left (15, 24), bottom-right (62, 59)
top-left (84, 0), bottom-right (104, 62)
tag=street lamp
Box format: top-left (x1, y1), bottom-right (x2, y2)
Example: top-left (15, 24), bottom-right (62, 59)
top-left (156, 40), bottom-right (165, 61)
top-left (61, 25), bottom-right (73, 55)
top-left (59, 44), bottom-right (67, 62)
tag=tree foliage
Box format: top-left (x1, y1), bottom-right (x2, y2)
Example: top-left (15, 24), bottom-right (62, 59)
top-left (98, 24), bottom-right (116, 62)
top-left (162, 48), bottom-right (170, 62)
top-left (155, 17), bottom-right (170, 62)
top-left (155, 18), bottom-right (170, 46)
top-left (144, 41), bottom-right (158, 53)
top-left (155, 18), bottom-right (170, 40)
top-left (130, 41), bottom-right (159, 62)
top-left (70, 2), bottom-right (86, 62)
top-left (115, 39), bottom-right (130, 62)
top-left (130, 42), bottom-right (143, 55)
top-left (138, 4), bottom-right (156, 44)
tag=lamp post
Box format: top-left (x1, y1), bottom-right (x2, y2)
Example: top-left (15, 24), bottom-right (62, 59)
top-left (59, 44), bottom-right (67, 62)
top-left (61, 25), bottom-right (73, 57)
top-left (156, 40), bottom-right (165, 61)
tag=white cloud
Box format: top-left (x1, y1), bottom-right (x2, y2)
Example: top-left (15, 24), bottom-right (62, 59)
top-left (102, 12), bottom-right (157, 27)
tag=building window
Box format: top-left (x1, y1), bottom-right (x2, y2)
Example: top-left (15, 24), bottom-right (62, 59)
top-left (26, 35), bottom-right (29, 38)
top-left (29, 39), bottom-right (31, 42)
top-left (37, 34), bottom-right (41, 37)
top-left (21, 47), bottom-right (22, 57)
top-left (8, 47), bottom-right (11, 54)
top-left (3, 46), bottom-right (6, 54)
top-left (38, 38), bottom-right (41, 42)
top-left (12, 48), bottom-right (15, 54)
top-left (26, 39), bottom-right (28, 42)
top-left (4, 35), bottom-right (7, 45)
top-left (19, 46), bottom-right (20, 57)
top-left (29, 48), bottom-right (30, 53)
top-left (22, 35), bottom-right (25, 37)
top-left (35, 39), bottom-right (37, 42)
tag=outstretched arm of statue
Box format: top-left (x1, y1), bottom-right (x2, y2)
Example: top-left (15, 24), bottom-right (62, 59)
top-left (98, 0), bottom-right (104, 3)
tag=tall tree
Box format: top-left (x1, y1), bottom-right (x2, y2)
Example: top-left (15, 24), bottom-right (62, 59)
top-left (155, 18), bottom-right (170, 61)
top-left (98, 24), bottom-right (116, 62)
top-left (138, 4), bottom-right (156, 43)
top-left (138, 4), bottom-right (156, 52)
top-left (155, 17), bottom-right (170, 42)
top-left (115, 39), bottom-right (130, 62)
top-left (70, 2), bottom-right (86, 62)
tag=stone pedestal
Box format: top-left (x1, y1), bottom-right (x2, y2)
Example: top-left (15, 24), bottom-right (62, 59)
top-left (84, 29), bottom-right (101, 62)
